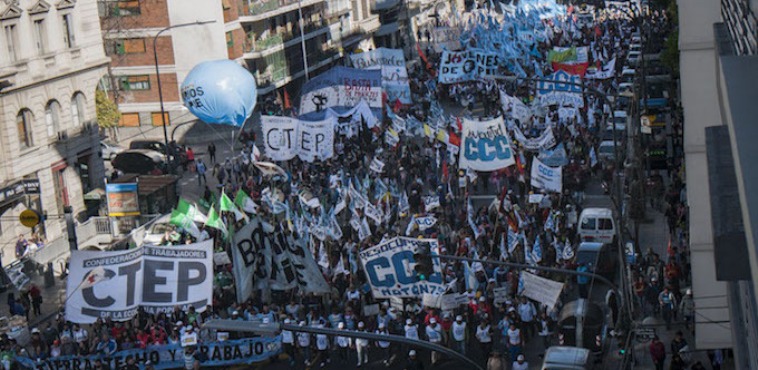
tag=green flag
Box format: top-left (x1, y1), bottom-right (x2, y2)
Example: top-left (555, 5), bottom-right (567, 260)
top-left (234, 190), bottom-right (259, 214)
top-left (205, 207), bottom-right (227, 235)
top-left (177, 198), bottom-right (207, 224)
top-left (220, 190), bottom-right (247, 222)
top-left (170, 210), bottom-right (200, 238)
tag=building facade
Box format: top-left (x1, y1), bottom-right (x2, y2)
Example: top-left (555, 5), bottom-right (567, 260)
top-left (680, 0), bottom-right (758, 365)
top-left (100, 0), bottom-right (379, 130)
top-left (0, 0), bottom-right (110, 260)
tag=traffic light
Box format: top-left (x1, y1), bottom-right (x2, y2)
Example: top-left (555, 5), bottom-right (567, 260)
top-left (413, 244), bottom-right (433, 281)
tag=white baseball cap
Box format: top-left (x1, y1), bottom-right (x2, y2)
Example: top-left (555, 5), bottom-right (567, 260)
top-left (406, 319), bottom-right (413, 325)
top-left (456, 315), bottom-right (463, 321)
top-left (430, 318), bottom-right (437, 324)
top-left (409, 350), bottom-right (417, 356)
top-left (517, 354), bottom-right (525, 361)
top-left (338, 322), bottom-right (345, 329)
top-left (358, 321), bottom-right (365, 328)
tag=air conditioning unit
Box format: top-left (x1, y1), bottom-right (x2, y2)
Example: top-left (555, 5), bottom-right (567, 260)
top-left (57, 130), bottom-right (68, 141)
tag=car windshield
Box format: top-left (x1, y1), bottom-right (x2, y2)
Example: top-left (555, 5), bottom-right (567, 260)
top-left (576, 251), bottom-right (598, 266)
top-left (599, 145), bottom-right (615, 154)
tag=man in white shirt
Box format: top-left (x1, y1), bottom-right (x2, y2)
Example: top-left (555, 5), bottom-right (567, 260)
top-left (375, 323), bottom-right (391, 365)
top-left (281, 319), bottom-right (296, 366)
top-left (512, 354), bottom-right (529, 370)
top-left (314, 325), bottom-right (330, 368)
top-left (517, 296), bottom-right (537, 340)
top-left (425, 317), bottom-right (445, 365)
top-left (335, 322), bottom-right (351, 364)
top-left (355, 321), bottom-right (370, 367)
top-left (451, 315), bottom-right (468, 355)
top-left (72, 324), bottom-right (88, 345)
top-left (296, 322), bottom-right (312, 366)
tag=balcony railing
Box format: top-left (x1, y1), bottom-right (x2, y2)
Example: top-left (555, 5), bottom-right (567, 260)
top-left (246, 20), bottom-right (327, 53)
top-left (249, 0), bottom-right (280, 15)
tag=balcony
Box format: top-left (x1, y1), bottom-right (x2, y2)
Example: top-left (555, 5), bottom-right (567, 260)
top-left (255, 49), bottom-right (340, 94)
top-left (244, 20), bottom-right (330, 58)
top-left (242, 0), bottom-right (326, 23)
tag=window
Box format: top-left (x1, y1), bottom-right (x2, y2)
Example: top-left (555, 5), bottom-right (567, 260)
top-left (151, 112), bottom-right (170, 126)
top-left (226, 31), bottom-right (233, 48)
top-left (119, 113), bottom-right (140, 127)
top-left (45, 100), bottom-right (62, 138)
top-left (71, 92), bottom-right (86, 128)
top-left (61, 13), bottom-right (75, 48)
top-left (115, 1), bottom-right (140, 16)
top-left (580, 218), bottom-right (596, 230)
top-left (53, 168), bottom-right (69, 214)
top-left (119, 75), bottom-right (150, 91)
top-left (33, 19), bottom-right (48, 55)
top-left (222, 0), bottom-right (231, 10)
top-left (4, 24), bottom-right (19, 62)
top-left (116, 38), bottom-right (146, 54)
top-left (598, 218), bottom-right (614, 230)
top-left (16, 109), bottom-right (33, 149)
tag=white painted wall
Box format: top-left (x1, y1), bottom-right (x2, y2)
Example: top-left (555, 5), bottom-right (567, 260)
top-left (166, 0), bottom-right (228, 94)
top-left (678, 0), bottom-right (734, 349)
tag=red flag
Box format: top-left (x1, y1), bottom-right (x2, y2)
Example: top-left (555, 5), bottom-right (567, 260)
top-left (442, 161), bottom-right (449, 182)
top-left (393, 98), bottom-right (402, 113)
top-left (283, 90), bottom-right (292, 110)
top-left (552, 62), bottom-right (589, 77)
top-left (456, 116), bottom-right (462, 132)
top-left (416, 43), bottom-right (436, 77)
top-left (448, 131), bottom-right (461, 147)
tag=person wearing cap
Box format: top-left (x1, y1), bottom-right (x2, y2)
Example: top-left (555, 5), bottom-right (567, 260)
top-left (314, 324), bottom-right (330, 368)
top-left (451, 315), bottom-right (468, 355)
top-left (335, 322), bottom-right (352, 364)
top-left (355, 321), bottom-right (370, 367)
top-left (27, 328), bottom-right (47, 361)
top-left (281, 318), bottom-right (296, 366)
top-left (517, 296), bottom-right (537, 341)
top-left (375, 322), bottom-right (391, 365)
top-left (403, 350), bottom-right (424, 370)
top-left (511, 354), bottom-right (528, 370)
top-left (143, 360), bottom-right (155, 370)
top-left (475, 318), bottom-right (494, 362)
top-left (425, 317), bottom-right (445, 365)
top-left (679, 288), bottom-right (695, 331)
top-left (296, 321), bottom-right (312, 366)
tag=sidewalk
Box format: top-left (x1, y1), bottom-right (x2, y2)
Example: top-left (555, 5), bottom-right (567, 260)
top-left (630, 207), bottom-right (733, 369)
top-left (1, 269), bottom-right (66, 332)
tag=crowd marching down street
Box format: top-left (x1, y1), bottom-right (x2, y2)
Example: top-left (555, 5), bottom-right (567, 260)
top-left (1, 0), bottom-right (704, 369)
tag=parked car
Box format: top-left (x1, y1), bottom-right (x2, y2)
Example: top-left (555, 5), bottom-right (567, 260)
top-left (129, 140), bottom-right (187, 165)
top-left (576, 242), bottom-right (619, 280)
top-left (541, 346), bottom-right (595, 370)
top-left (100, 140), bottom-right (125, 160)
top-left (142, 213), bottom-right (172, 245)
top-left (112, 149), bottom-right (168, 175)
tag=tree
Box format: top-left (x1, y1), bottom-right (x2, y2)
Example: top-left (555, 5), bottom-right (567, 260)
top-left (96, 89), bottom-right (121, 140)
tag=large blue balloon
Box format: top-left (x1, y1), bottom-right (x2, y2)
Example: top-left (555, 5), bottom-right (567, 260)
top-left (180, 60), bottom-right (257, 127)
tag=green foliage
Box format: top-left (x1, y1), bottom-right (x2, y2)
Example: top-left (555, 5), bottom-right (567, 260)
top-left (95, 89), bottom-right (121, 128)
top-left (661, 31), bottom-right (679, 76)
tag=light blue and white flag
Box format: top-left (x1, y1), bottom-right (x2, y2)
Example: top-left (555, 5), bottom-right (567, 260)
top-left (531, 237), bottom-right (543, 263)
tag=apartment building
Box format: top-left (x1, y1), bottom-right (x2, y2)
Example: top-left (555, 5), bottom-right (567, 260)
top-left (100, 0), bottom-right (379, 129)
top-left (0, 0), bottom-right (110, 258)
top-left (680, 0), bottom-right (758, 366)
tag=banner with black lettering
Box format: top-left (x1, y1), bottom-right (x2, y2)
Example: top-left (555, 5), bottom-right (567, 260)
top-left (350, 48), bottom-right (411, 104)
top-left (232, 217), bottom-right (329, 301)
top-left (16, 336), bottom-right (281, 370)
top-left (459, 117), bottom-right (516, 171)
top-left (359, 237), bottom-right (446, 299)
top-left (261, 116), bottom-right (335, 162)
top-left (299, 66), bottom-right (382, 115)
top-left (438, 49), bottom-right (500, 84)
top-left (66, 241), bottom-right (213, 324)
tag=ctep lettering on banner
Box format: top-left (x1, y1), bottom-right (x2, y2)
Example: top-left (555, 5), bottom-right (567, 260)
top-left (66, 241), bottom-right (214, 323)
top-left (261, 116), bottom-right (335, 162)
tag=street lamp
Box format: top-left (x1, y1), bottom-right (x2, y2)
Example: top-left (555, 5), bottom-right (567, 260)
top-left (153, 20), bottom-right (217, 166)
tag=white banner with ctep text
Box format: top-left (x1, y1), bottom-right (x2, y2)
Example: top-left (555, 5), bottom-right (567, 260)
top-left (261, 116), bottom-right (335, 162)
top-left (66, 241), bottom-right (214, 324)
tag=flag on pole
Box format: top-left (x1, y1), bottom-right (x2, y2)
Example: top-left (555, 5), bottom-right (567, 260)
top-left (220, 191), bottom-right (247, 221)
top-left (531, 237), bottom-right (543, 263)
top-left (170, 209), bottom-right (201, 238)
top-left (507, 227), bottom-right (519, 253)
top-left (562, 241), bottom-right (575, 260)
top-left (234, 190), bottom-right (259, 214)
top-left (204, 207), bottom-right (227, 236)
top-left (544, 211), bottom-right (555, 232)
top-left (177, 199), bottom-right (207, 224)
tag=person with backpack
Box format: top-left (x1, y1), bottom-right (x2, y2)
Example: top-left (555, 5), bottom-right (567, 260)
top-left (658, 286), bottom-right (677, 330)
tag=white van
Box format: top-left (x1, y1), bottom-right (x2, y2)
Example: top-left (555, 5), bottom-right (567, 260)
top-left (541, 346), bottom-right (593, 370)
top-left (578, 208), bottom-right (616, 244)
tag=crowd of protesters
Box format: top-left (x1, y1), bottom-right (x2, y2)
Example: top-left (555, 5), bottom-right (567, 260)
top-left (0, 3), bottom-right (707, 370)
